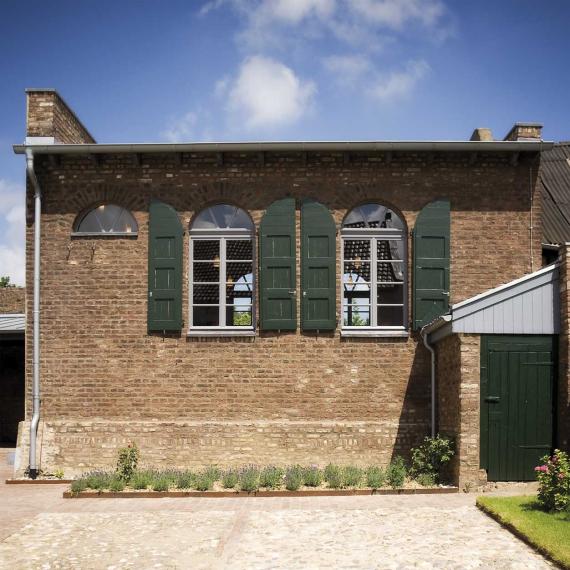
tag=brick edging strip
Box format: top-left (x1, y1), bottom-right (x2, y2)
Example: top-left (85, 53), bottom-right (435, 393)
top-left (476, 501), bottom-right (567, 570)
top-left (63, 487), bottom-right (459, 499)
top-left (6, 479), bottom-right (74, 485)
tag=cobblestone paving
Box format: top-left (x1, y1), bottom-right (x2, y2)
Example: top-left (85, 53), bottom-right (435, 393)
top-left (0, 498), bottom-right (552, 569)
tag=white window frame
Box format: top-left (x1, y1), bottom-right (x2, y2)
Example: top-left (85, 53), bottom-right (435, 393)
top-left (341, 227), bottom-right (408, 337)
top-left (188, 228), bottom-right (256, 336)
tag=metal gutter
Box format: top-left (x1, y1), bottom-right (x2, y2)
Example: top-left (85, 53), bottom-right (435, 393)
top-left (13, 140), bottom-right (553, 155)
top-left (25, 148), bottom-right (41, 480)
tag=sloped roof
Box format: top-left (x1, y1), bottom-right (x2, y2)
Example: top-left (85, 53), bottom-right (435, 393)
top-left (541, 142), bottom-right (570, 244)
top-left (0, 313), bottom-right (25, 334)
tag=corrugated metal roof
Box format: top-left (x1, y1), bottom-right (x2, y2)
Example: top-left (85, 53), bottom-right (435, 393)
top-left (0, 313), bottom-right (25, 333)
top-left (541, 142), bottom-right (570, 244)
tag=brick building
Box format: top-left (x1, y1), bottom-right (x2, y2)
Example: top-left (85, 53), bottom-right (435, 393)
top-left (12, 89), bottom-right (567, 487)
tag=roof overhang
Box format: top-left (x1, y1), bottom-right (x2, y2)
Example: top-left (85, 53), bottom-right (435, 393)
top-left (0, 313), bottom-right (25, 337)
top-left (424, 263), bottom-right (560, 343)
top-left (13, 140), bottom-right (553, 156)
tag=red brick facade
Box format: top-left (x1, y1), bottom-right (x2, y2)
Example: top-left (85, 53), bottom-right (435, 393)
top-left (15, 91), bottom-right (545, 480)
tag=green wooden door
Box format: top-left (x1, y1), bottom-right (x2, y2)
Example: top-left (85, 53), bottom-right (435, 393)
top-left (301, 199), bottom-right (336, 330)
top-left (259, 197), bottom-right (297, 330)
top-left (481, 335), bottom-right (555, 481)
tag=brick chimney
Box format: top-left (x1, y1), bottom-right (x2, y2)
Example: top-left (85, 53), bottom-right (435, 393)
top-left (470, 128), bottom-right (493, 142)
top-left (503, 122), bottom-right (543, 142)
top-left (25, 89), bottom-right (95, 144)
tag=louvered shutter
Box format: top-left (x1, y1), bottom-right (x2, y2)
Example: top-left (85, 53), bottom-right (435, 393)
top-left (148, 200), bottom-right (183, 332)
top-left (259, 197), bottom-right (297, 330)
top-left (413, 199), bottom-right (450, 330)
top-left (301, 199), bottom-right (336, 330)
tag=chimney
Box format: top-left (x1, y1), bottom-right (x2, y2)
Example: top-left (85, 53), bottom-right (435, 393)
top-left (470, 128), bottom-right (493, 142)
top-left (503, 122), bottom-right (543, 142)
top-left (25, 89), bottom-right (96, 144)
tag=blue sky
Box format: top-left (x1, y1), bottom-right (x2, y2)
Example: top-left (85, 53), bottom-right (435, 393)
top-left (1, 0), bottom-right (570, 285)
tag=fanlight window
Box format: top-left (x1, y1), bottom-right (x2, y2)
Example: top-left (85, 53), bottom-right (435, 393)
top-left (190, 205), bottom-right (254, 329)
top-left (342, 204), bottom-right (406, 329)
top-left (75, 204), bottom-right (138, 234)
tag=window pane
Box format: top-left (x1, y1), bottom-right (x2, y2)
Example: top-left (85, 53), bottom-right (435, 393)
top-left (193, 306), bottom-right (219, 326)
top-left (377, 262), bottom-right (404, 283)
top-left (192, 205), bottom-right (253, 230)
top-left (193, 262), bottom-right (220, 283)
top-left (377, 284), bottom-right (404, 305)
top-left (343, 204), bottom-right (404, 230)
top-left (193, 284), bottom-right (219, 304)
top-left (343, 262), bottom-right (371, 287)
top-left (193, 240), bottom-right (219, 261)
top-left (77, 204), bottom-right (137, 233)
top-left (377, 306), bottom-right (404, 326)
top-left (226, 282), bottom-right (253, 305)
top-left (343, 305), bottom-right (371, 326)
top-left (343, 240), bottom-right (371, 260)
top-left (227, 262), bottom-right (253, 283)
top-left (226, 306), bottom-right (253, 327)
top-left (227, 240), bottom-right (252, 260)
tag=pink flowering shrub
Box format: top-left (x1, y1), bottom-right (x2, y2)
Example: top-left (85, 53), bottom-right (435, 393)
top-left (535, 449), bottom-right (570, 511)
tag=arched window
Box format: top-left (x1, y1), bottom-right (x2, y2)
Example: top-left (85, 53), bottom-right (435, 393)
top-left (189, 204), bottom-right (254, 330)
top-left (74, 204), bottom-right (138, 235)
top-left (341, 204), bottom-right (406, 331)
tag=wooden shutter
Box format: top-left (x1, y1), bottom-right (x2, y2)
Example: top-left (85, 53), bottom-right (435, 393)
top-left (301, 199), bottom-right (336, 330)
top-left (259, 197), bottom-right (296, 330)
top-left (413, 199), bottom-right (450, 330)
top-left (148, 200), bottom-right (183, 332)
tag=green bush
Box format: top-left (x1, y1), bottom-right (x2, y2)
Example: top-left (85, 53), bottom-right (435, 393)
top-left (204, 466), bottom-right (221, 481)
top-left (343, 466), bottom-right (363, 488)
top-left (70, 478), bottom-right (87, 495)
top-left (109, 477), bottom-right (125, 492)
top-left (239, 466), bottom-right (260, 492)
top-left (302, 466), bottom-right (323, 488)
top-left (410, 435), bottom-right (454, 483)
top-left (285, 466), bottom-right (303, 491)
top-left (415, 472), bottom-right (436, 487)
top-left (151, 475), bottom-right (170, 492)
top-left (131, 470), bottom-right (153, 490)
top-left (536, 449), bottom-right (570, 512)
top-left (222, 469), bottom-right (239, 489)
top-left (116, 441), bottom-right (140, 482)
top-left (386, 457), bottom-right (406, 489)
top-left (366, 466), bottom-right (386, 489)
top-left (84, 471), bottom-right (114, 491)
top-left (176, 470), bottom-right (195, 489)
top-left (324, 464), bottom-right (345, 489)
top-left (194, 470), bottom-right (216, 491)
top-left (260, 466), bottom-right (284, 489)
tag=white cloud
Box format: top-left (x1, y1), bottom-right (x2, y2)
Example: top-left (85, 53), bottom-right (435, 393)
top-left (161, 111), bottom-right (198, 142)
top-left (324, 54), bottom-right (371, 85)
top-left (367, 59), bottom-right (430, 102)
top-left (0, 179), bottom-right (25, 286)
top-left (227, 55), bottom-right (316, 129)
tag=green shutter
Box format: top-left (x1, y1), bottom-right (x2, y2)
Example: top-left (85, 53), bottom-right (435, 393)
top-left (301, 199), bottom-right (336, 330)
top-left (259, 197), bottom-right (297, 330)
top-left (148, 200), bottom-right (183, 332)
top-left (413, 199), bottom-right (450, 330)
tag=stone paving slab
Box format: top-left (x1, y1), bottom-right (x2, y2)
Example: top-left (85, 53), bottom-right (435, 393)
top-left (0, 501), bottom-right (552, 569)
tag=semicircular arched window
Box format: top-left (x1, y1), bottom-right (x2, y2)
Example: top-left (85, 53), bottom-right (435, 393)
top-left (74, 204), bottom-right (138, 235)
top-left (189, 204), bottom-right (254, 332)
top-left (341, 203), bottom-right (407, 332)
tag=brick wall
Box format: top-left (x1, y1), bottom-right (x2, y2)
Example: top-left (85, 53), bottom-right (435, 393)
top-left (14, 148), bottom-right (544, 476)
top-left (436, 333), bottom-right (487, 489)
top-left (26, 90), bottom-right (95, 144)
top-left (0, 287), bottom-right (25, 313)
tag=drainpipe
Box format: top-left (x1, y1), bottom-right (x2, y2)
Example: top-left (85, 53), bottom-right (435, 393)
top-left (421, 328), bottom-right (436, 438)
top-left (26, 148), bottom-right (41, 479)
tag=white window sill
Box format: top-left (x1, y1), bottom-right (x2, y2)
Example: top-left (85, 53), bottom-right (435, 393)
top-left (340, 329), bottom-right (409, 338)
top-left (187, 329), bottom-right (256, 338)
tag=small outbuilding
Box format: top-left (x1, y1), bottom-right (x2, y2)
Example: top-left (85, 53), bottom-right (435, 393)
top-left (424, 260), bottom-right (566, 488)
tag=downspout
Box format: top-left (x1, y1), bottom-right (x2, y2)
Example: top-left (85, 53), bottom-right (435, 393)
top-left (421, 328), bottom-right (436, 438)
top-left (26, 148), bottom-right (41, 479)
